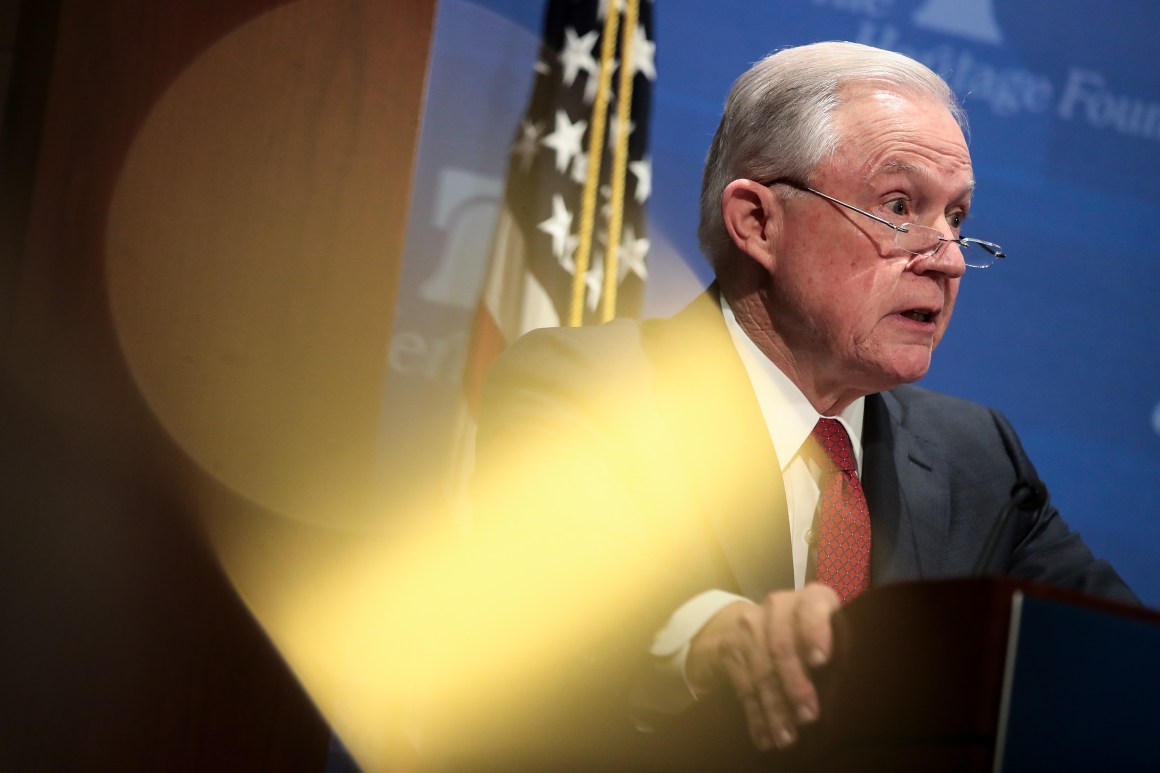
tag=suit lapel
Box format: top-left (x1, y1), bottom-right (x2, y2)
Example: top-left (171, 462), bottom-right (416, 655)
top-left (641, 289), bottom-right (795, 599)
top-left (862, 390), bottom-right (950, 583)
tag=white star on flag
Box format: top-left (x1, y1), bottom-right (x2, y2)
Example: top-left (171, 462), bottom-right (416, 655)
top-left (608, 109), bottom-right (635, 151)
top-left (570, 150), bottom-right (589, 186)
top-left (541, 109), bottom-right (588, 174)
top-left (558, 232), bottom-right (580, 275)
top-left (584, 256), bottom-right (605, 311)
top-left (512, 120), bottom-right (543, 172)
top-left (619, 223), bottom-right (650, 280)
top-left (537, 193), bottom-right (574, 259)
top-left (583, 58), bottom-right (617, 105)
top-left (629, 156), bottom-right (651, 203)
top-left (597, 0), bottom-right (624, 20)
top-left (630, 24), bottom-right (656, 81)
top-left (559, 27), bottom-right (598, 88)
top-left (599, 183), bottom-right (614, 221)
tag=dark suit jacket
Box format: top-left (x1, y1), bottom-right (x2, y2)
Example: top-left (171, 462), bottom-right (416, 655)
top-left (444, 289), bottom-right (1134, 772)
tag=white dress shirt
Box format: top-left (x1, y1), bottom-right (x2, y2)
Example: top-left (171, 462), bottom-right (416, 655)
top-left (630, 295), bottom-right (864, 714)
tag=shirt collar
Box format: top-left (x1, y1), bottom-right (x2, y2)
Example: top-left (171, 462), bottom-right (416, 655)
top-left (719, 293), bottom-right (865, 474)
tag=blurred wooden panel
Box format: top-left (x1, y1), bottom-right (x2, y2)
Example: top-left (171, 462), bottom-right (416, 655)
top-left (10, 0), bottom-right (434, 523)
top-left (0, 0), bottom-right (437, 770)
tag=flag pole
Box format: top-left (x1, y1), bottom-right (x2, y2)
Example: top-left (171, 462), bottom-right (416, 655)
top-left (600, 0), bottom-right (639, 323)
top-left (567, 6), bottom-right (620, 327)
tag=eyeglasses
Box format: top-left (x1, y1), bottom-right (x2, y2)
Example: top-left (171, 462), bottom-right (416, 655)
top-left (759, 178), bottom-right (1006, 269)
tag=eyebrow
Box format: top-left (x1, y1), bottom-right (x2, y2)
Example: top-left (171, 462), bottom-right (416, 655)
top-left (872, 159), bottom-right (976, 195)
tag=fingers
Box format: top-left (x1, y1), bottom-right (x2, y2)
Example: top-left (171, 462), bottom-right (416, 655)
top-left (765, 583), bottom-right (840, 739)
top-left (714, 624), bottom-right (782, 751)
top-left (748, 651), bottom-right (797, 750)
top-left (767, 598), bottom-right (815, 731)
top-left (792, 583), bottom-right (841, 669)
top-left (687, 586), bottom-right (841, 751)
top-left (704, 585), bottom-right (841, 751)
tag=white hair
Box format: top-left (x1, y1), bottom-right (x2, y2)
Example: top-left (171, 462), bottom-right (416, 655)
top-left (697, 41), bottom-right (968, 268)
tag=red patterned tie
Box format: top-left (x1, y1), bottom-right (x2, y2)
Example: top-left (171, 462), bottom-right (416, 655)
top-left (812, 418), bottom-right (871, 603)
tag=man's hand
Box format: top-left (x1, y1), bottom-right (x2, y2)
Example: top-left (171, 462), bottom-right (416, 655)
top-left (686, 584), bottom-right (840, 751)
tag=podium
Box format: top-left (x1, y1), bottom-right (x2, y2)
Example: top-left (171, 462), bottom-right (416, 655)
top-left (789, 578), bottom-right (1160, 772)
top-left (414, 580), bottom-right (1157, 773)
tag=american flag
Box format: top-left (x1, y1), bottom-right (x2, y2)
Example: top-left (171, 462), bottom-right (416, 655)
top-left (460, 0), bottom-right (656, 417)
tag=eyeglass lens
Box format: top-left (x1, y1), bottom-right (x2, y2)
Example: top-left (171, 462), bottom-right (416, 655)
top-left (895, 224), bottom-right (996, 269)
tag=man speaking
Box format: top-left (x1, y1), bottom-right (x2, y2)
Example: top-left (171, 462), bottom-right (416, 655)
top-left (447, 40), bottom-right (1136, 772)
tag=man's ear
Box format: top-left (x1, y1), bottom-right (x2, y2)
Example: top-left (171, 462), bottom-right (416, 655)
top-left (720, 179), bottom-right (782, 272)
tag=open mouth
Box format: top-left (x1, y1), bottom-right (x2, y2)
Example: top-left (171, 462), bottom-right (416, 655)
top-left (900, 309), bottom-right (934, 323)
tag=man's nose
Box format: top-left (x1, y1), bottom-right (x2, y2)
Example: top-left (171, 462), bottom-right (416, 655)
top-left (908, 228), bottom-right (966, 278)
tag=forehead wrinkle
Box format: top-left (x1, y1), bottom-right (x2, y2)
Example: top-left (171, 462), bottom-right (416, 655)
top-left (870, 158), bottom-right (971, 183)
top-left (876, 159), bottom-right (921, 177)
top-left (828, 93), bottom-right (973, 195)
top-left (867, 158), bottom-right (975, 201)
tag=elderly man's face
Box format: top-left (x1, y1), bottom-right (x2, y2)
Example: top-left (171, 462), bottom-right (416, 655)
top-left (769, 88), bottom-right (972, 399)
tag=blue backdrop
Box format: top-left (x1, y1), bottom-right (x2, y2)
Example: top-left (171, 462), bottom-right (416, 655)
top-left (382, 0), bottom-right (1160, 604)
